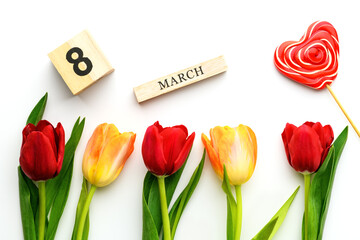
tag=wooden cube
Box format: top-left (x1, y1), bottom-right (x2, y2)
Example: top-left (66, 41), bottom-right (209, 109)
top-left (48, 30), bottom-right (114, 95)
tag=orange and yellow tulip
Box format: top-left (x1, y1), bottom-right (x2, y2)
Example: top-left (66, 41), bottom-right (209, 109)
top-left (201, 124), bottom-right (257, 186)
top-left (82, 123), bottom-right (136, 187)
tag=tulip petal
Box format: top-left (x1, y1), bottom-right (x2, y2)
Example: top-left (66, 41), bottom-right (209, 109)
top-left (20, 132), bottom-right (57, 181)
top-left (311, 122), bottom-right (324, 142)
top-left (304, 121), bottom-right (315, 128)
top-left (22, 123), bottom-right (36, 145)
top-left (247, 126), bottom-right (258, 166)
top-left (82, 123), bottom-right (109, 183)
top-left (35, 120), bottom-right (58, 160)
top-left (40, 124), bottom-right (57, 157)
top-left (172, 132), bottom-right (195, 175)
top-left (142, 124), bottom-right (167, 176)
top-left (238, 125), bottom-right (257, 156)
top-left (161, 127), bottom-right (187, 174)
top-left (226, 125), bottom-right (257, 185)
top-left (204, 125), bottom-right (257, 185)
top-left (172, 124), bottom-right (188, 136)
top-left (210, 126), bottom-right (235, 160)
top-left (216, 126), bottom-right (236, 166)
top-left (94, 131), bottom-right (136, 187)
top-left (201, 133), bottom-right (223, 179)
top-left (288, 125), bottom-right (323, 173)
top-left (154, 121), bottom-right (164, 132)
top-left (35, 120), bottom-right (52, 132)
top-left (94, 124), bottom-right (122, 176)
top-left (320, 124), bottom-right (334, 163)
top-left (311, 122), bottom-right (334, 164)
top-left (82, 123), bottom-right (135, 187)
top-left (55, 123), bottom-right (65, 175)
top-left (323, 125), bottom-right (334, 147)
top-left (281, 123), bottom-right (297, 165)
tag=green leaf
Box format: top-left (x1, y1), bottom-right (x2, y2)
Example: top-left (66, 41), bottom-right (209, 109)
top-left (306, 147), bottom-right (334, 240)
top-left (165, 152), bottom-right (189, 204)
top-left (307, 126), bottom-right (348, 240)
top-left (24, 93), bottom-right (48, 216)
top-left (142, 192), bottom-right (160, 240)
top-left (20, 168), bottom-right (39, 223)
top-left (319, 127), bottom-right (348, 240)
top-left (165, 147), bottom-right (194, 208)
top-left (19, 92), bottom-right (48, 239)
top-left (143, 172), bottom-right (156, 201)
top-left (144, 170), bottom-right (181, 237)
top-left (26, 92), bottom-right (48, 125)
top-left (332, 127), bottom-right (348, 164)
top-left (45, 117), bottom-right (85, 240)
top-left (168, 149), bottom-right (205, 239)
top-left (221, 166), bottom-right (237, 240)
top-left (252, 218), bottom-right (278, 240)
top-left (252, 186), bottom-right (300, 240)
top-left (147, 177), bottom-right (161, 233)
top-left (46, 157), bottom-right (74, 240)
top-left (142, 148), bottom-right (192, 238)
top-left (142, 172), bottom-right (159, 240)
top-left (72, 178), bottom-right (90, 240)
top-left (46, 117), bottom-right (85, 212)
top-left (302, 214), bottom-right (305, 240)
top-left (225, 195), bottom-right (236, 240)
top-left (221, 167), bottom-right (236, 207)
top-left (18, 167), bottom-right (37, 240)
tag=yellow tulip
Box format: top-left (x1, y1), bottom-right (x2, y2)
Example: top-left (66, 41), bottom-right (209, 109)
top-left (201, 125), bottom-right (257, 185)
top-left (82, 123), bottom-right (136, 187)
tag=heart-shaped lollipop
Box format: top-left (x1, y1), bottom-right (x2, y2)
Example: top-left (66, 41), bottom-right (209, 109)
top-left (274, 21), bottom-right (339, 89)
top-left (275, 21), bottom-right (360, 137)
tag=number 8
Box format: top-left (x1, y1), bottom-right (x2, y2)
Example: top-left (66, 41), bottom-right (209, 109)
top-left (66, 47), bottom-right (93, 76)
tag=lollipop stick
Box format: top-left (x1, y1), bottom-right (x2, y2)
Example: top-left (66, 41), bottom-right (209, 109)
top-left (326, 84), bottom-right (360, 137)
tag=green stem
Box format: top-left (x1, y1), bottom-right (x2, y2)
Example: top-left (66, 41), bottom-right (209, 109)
top-left (158, 176), bottom-right (171, 240)
top-left (235, 185), bottom-right (242, 240)
top-left (76, 185), bottom-right (97, 240)
top-left (38, 181), bottom-right (46, 240)
top-left (304, 174), bottom-right (311, 240)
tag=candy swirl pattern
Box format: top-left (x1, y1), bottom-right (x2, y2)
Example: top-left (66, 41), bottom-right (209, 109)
top-left (274, 21), bottom-right (339, 90)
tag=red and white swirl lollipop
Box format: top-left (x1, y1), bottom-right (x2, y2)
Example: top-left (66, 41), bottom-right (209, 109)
top-left (275, 21), bottom-right (339, 89)
top-left (274, 21), bottom-right (360, 137)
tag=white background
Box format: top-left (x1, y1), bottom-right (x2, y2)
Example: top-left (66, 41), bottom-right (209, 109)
top-left (1, 0), bottom-right (359, 239)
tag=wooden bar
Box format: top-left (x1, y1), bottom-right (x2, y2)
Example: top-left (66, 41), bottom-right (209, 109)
top-left (133, 55), bottom-right (227, 103)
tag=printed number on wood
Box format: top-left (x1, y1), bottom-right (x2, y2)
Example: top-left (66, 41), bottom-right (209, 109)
top-left (48, 30), bottom-right (114, 95)
top-left (66, 47), bottom-right (93, 76)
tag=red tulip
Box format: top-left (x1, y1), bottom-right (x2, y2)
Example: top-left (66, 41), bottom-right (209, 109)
top-left (142, 121), bottom-right (195, 176)
top-left (282, 122), bottom-right (334, 174)
top-left (20, 120), bottom-right (65, 181)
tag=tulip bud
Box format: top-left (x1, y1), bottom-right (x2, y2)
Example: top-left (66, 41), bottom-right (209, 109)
top-left (202, 125), bottom-right (257, 186)
top-left (142, 121), bottom-right (195, 176)
top-left (82, 123), bottom-right (136, 187)
top-left (282, 122), bottom-right (334, 174)
top-left (19, 120), bottom-right (65, 181)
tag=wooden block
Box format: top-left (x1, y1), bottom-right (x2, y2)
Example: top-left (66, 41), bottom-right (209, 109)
top-left (48, 30), bottom-right (114, 95)
top-left (133, 56), bottom-right (227, 103)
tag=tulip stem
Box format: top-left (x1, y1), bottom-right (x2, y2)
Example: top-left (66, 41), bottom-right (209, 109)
top-left (158, 176), bottom-right (171, 240)
top-left (235, 185), bottom-right (242, 240)
top-left (304, 174), bottom-right (311, 240)
top-left (326, 84), bottom-right (360, 137)
top-left (38, 181), bottom-right (46, 240)
top-left (76, 184), bottom-right (97, 240)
